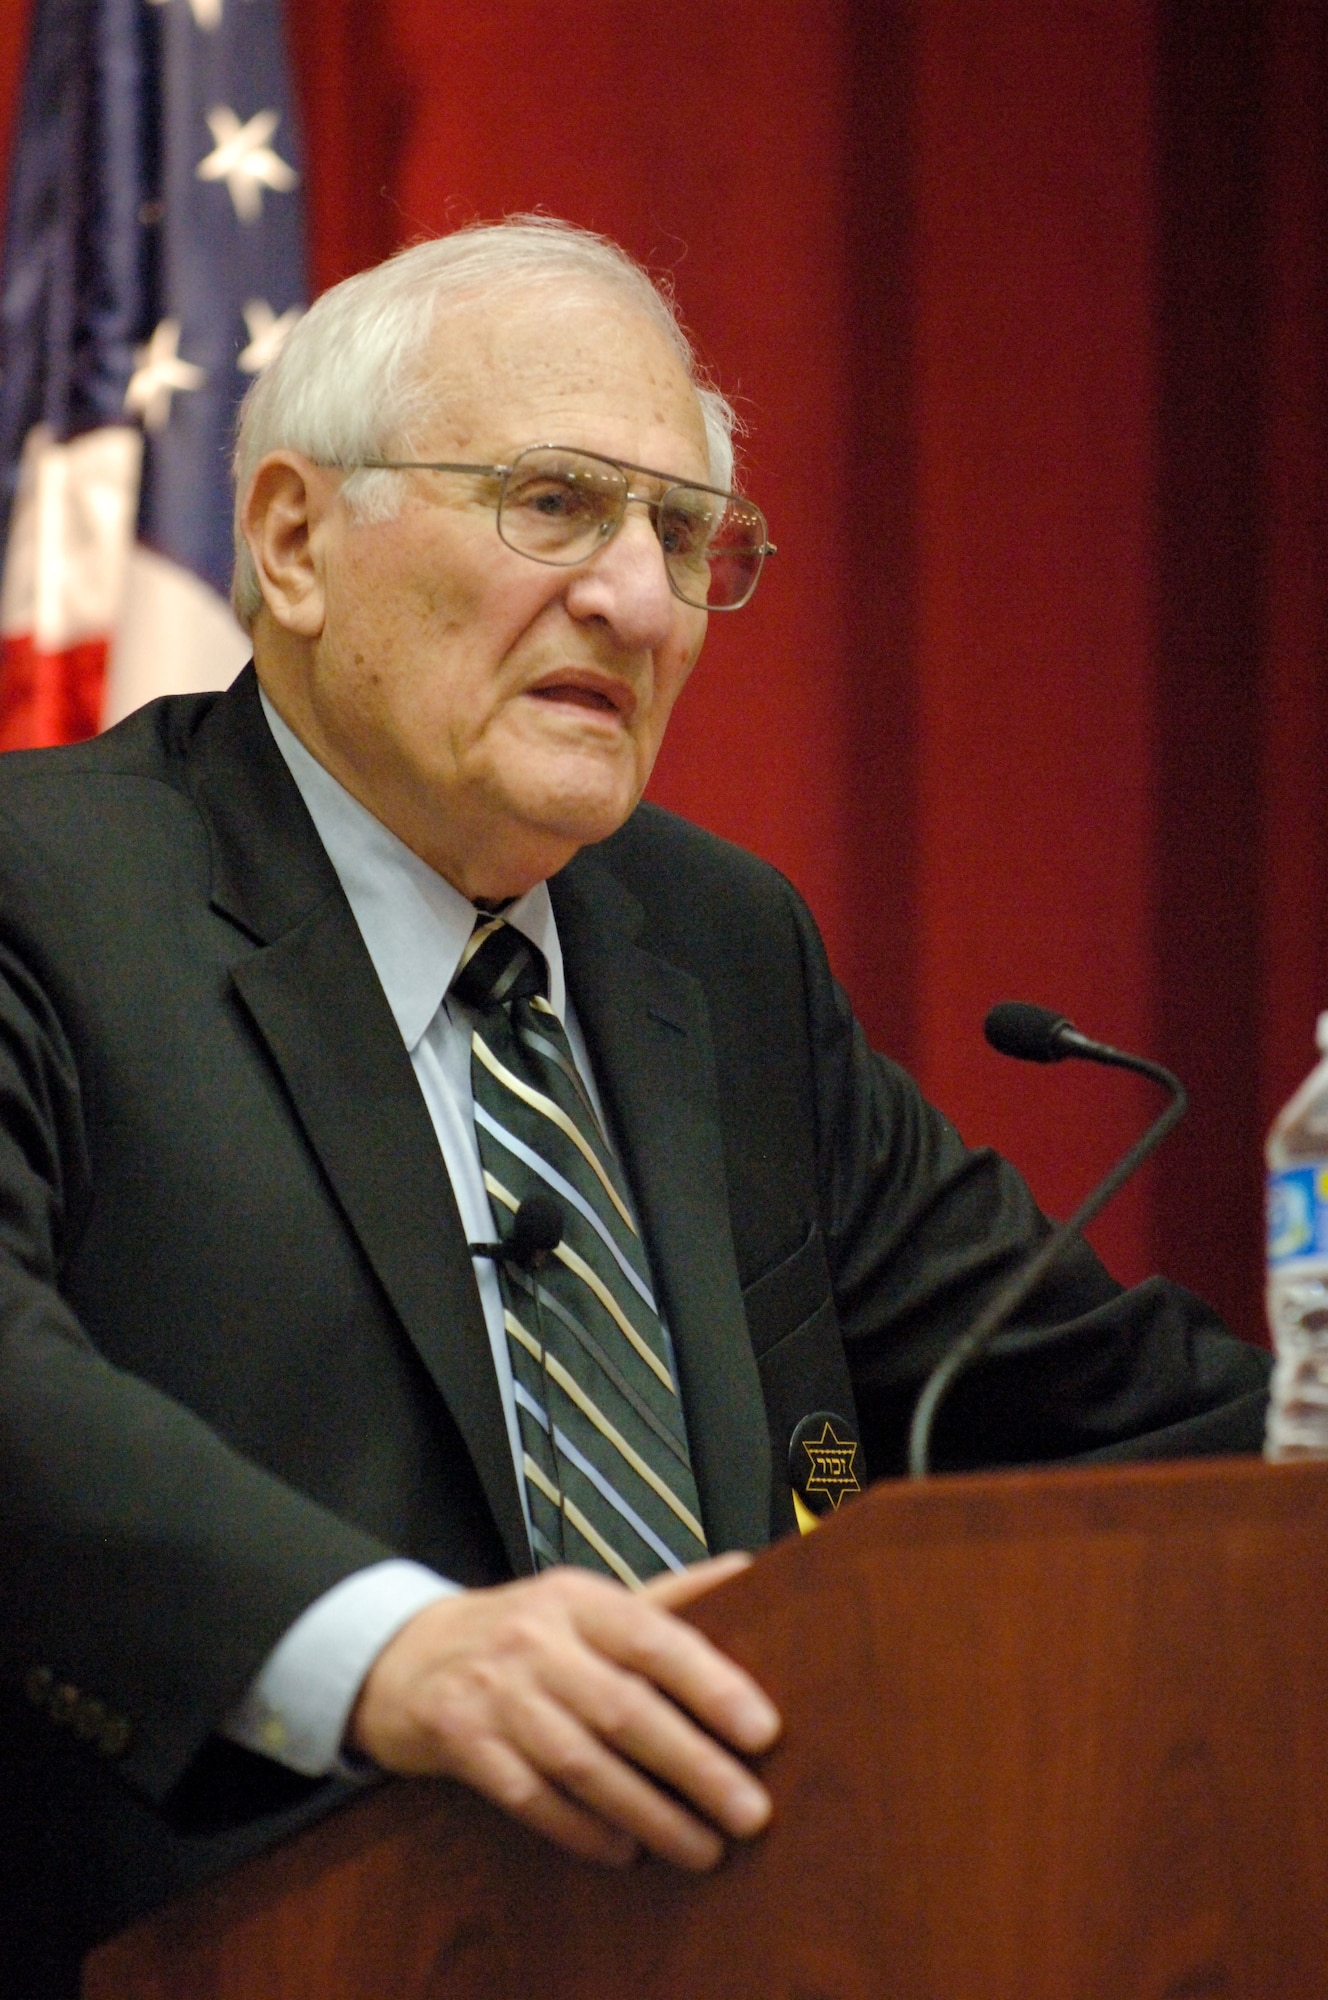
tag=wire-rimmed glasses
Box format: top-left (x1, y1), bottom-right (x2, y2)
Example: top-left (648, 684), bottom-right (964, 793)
top-left (352, 444), bottom-right (776, 611)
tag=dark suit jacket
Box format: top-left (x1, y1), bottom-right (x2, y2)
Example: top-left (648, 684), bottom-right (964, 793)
top-left (0, 668), bottom-right (1269, 1995)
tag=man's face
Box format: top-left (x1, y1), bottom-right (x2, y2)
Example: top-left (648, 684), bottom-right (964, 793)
top-left (252, 288), bottom-right (712, 901)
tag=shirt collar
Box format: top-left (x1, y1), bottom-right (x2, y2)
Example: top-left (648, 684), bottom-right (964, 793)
top-left (259, 689), bottom-right (568, 1053)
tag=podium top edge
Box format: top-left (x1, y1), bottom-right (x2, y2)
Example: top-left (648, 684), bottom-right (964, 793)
top-left (740, 1452), bottom-right (1328, 1581)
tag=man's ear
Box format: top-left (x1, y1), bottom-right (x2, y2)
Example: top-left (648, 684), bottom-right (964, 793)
top-left (240, 453), bottom-right (338, 637)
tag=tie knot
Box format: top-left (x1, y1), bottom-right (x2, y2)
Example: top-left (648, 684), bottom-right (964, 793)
top-left (452, 916), bottom-right (547, 1013)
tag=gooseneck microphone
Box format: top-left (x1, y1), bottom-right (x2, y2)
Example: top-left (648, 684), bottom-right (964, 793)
top-left (906, 1004), bottom-right (1188, 1480)
top-left (984, 1001), bottom-right (1182, 1089)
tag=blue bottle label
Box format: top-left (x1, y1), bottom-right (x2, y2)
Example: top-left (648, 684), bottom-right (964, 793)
top-left (1268, 1165), bottom-right (1328, 1264)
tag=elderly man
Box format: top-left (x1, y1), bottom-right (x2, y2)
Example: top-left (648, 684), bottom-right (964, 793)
top-left (0, 219), bottom-right (1267, 1997)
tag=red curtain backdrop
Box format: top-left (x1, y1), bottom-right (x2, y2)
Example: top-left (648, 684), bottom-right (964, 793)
top-left (3, 0), bottom-right (1327, 1344)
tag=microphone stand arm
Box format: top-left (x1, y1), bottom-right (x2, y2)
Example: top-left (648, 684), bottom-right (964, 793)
top-left (907, 1042), bottom-right (1187, 1480)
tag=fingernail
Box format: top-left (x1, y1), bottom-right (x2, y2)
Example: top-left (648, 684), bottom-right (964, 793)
top-left (734, 1690), bottom-right (781, 1746)
top-left (683, 1826), bottom-right (726, 1872)
top-left (726, 1775), bottom-right (772, 1836)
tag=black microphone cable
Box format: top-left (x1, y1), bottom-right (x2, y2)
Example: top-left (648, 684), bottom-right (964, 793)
top-left (907, 1003), bottom-right (1188, 1480)
top-left (470, 1194), bottom-right (569, 1559)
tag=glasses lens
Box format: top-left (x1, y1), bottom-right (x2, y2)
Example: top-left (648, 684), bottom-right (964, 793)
top-left (497, 449), bottom-right (625, 564)
top-left (660, 489), bottom-right (767, 609)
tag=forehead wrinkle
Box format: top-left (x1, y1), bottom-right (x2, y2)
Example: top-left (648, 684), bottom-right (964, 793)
top-left (401, 287), bottom-right (708, 472)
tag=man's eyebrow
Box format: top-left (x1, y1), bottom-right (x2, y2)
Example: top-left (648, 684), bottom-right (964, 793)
top-left (619, 459), bottom-right (720, 495)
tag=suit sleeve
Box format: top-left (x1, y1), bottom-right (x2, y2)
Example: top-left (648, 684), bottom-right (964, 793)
top-left (784, 889), bottom-right (1271, 1476)
top-left (0, 920), bottom-right (394, 1803)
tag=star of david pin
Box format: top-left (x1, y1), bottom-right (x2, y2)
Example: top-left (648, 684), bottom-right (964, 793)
top-left (788, 1411), bottom-right (862, 1535)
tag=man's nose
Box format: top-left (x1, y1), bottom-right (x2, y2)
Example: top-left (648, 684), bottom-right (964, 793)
top-left (562, 504), bottom-right (677, 648)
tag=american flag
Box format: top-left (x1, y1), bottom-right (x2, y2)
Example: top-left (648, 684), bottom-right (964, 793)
top-left (0, 0), bottom-right (306, 748)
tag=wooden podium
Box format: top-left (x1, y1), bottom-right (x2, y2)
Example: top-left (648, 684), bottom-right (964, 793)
top-left (84, 1456), bottom-right (1328, 2000)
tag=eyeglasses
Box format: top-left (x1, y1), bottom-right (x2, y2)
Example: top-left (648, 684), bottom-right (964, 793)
top-left (350, 444), bottom-right (776, 611)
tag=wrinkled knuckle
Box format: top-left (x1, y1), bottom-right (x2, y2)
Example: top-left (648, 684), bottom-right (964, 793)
top-left (533, 1566), bottom-right (578, 1602)
top-left (550, 1566), bottom-right (611, 1608)
top-left (485, 1758), bottom-right (542, 1813)
top-left (596, 1672), bottom-right (652, 1741)
top-left (621, 1627), bottom-right (672, 1682)
top-left (495, 1607), bottom-right (552, 1659)
top-left (545, 1737), bottom-right (600, 1791)
top-left (458, 1653), bottom-right (510, 1703)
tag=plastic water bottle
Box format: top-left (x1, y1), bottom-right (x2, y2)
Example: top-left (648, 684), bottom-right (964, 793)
top-left (1265, 1010), bottom-right (1328, 1460)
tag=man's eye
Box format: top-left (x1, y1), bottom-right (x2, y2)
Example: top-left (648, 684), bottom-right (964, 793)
top-left (516, 480), bottom-right (587, 519)
top-left (661, 510), bottom-right (713, 560)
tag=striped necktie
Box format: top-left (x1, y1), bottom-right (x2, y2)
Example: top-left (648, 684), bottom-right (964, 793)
top-left (453, 915), bottom-right (709, 1586)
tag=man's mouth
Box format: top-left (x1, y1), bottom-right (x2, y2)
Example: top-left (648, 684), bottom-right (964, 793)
top-left (525, 672), bottom-right (636, 720)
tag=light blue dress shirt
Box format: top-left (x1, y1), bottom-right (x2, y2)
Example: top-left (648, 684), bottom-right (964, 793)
top-left (224, 692), bottom-right (611, 1775)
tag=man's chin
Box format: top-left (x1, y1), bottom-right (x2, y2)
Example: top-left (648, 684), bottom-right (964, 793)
top-left (531, 788), bottom-right (640, 853)
top-left (507, 748), bottom-right (644, 849)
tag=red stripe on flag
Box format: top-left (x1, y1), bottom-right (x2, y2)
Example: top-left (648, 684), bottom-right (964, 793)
top-left (0, 633), bottom-right (106, 749)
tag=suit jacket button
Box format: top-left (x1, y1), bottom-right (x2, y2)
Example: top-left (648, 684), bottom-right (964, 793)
top-left (23, 1666), bottom-right (54, 1708)
top-left (96, 1715), bottom-right (133, 1759)
top-left (50, 1683), bottom-right (81, 1727)
top-left (72, 1696), bottom-right (107, 1743)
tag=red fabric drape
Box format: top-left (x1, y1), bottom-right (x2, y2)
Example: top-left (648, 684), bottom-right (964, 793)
top-left (4, 0), bottom-right (1327, 1342)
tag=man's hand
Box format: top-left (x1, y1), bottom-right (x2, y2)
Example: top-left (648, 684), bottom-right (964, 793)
top-left (347, 1553), bottom-right (779, 1871)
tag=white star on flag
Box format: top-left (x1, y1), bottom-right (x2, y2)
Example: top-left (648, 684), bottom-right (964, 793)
top-left (146, 0), bottom-right (224, 29)
top-left (0, 0), bottom-right (305, 749)
top-left (196, 107), bottom-right (299, 224)
top-left (123, 319), bottom-right (207, 432)
top-left (237, 299), bottom-right (302, 375)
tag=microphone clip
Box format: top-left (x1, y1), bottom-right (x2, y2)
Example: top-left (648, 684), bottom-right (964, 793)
top-left (469, 1193), bottom-right (565, 1273)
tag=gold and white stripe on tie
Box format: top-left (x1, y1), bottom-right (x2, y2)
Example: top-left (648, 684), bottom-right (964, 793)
top-left (452, 916), bottom-right (708, 1584)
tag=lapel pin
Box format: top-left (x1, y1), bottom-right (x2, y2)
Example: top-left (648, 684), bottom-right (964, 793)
top-left (788, 1410), bottom-right (862, 1533)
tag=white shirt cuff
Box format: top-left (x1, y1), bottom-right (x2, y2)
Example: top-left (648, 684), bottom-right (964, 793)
top-left (221, 1559), bottom-right (459, 1777)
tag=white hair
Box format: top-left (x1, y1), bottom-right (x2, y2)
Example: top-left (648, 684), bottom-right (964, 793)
top-left (230, 216), bottom-right (737, 630)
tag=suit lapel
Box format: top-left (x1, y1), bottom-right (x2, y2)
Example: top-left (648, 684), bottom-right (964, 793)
top-left (185, 670), bottom-right (532, 1576)
top-left (184, 670), bottom-right (769, 1565)
top-left (552, 852), bottom-right (772, 1553)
